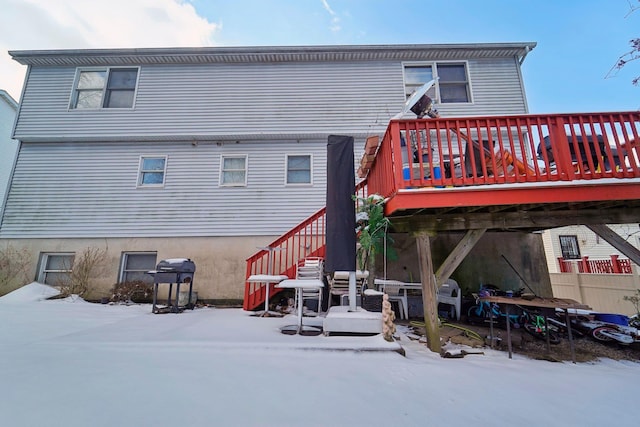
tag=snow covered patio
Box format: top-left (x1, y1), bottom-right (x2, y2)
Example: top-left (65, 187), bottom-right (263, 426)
top-left (1, 283), bottom-right (639, 427)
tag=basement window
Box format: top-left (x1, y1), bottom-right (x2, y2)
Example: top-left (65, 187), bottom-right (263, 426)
top-left (37, 253), bottom-right (75, 286)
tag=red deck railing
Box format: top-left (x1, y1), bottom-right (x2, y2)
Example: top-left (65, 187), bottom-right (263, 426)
top-left (243, 182), bottom-right (368, 311)
top-left (558, 255), bottom-right (633, 274)
top-left (366, 112), bottom-right (640, 202)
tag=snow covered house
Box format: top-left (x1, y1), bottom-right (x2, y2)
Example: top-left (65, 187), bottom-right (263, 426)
top-left (1, 43), bottom-right (537, 302)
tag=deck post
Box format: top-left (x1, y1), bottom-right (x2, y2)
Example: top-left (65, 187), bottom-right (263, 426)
top-left (415, 231), bottom-right (441, 353)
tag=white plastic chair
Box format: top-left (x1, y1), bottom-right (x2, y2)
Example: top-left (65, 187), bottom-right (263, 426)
top-left (437, 278), bottom-right (461, 321)
top-left (381, 282), bottom-right (408, 320)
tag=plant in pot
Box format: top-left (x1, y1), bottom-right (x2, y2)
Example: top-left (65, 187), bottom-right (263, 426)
top-left (353, 194), bottom-right (397, 292)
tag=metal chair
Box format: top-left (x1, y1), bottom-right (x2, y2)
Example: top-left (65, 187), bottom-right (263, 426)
top-left (296, 257), bottom-right (324, 315)
top-left (328, 270), bottom-right (369, 307)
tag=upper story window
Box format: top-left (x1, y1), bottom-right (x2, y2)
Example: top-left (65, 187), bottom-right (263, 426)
top-left (559, 235), bottom-right (581, 259)
top-left (404, 62), bottom-right (470, 104)
top-left (138, 156), bottom-right (167, 187)
top-left (220, 155), bottom-right (247, 187)
top-left (286, 154), bottom-right (312, 185)
top-left (70, 67), bottom-right (139, 109)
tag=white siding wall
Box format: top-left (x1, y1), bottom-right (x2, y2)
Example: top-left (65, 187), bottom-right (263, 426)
top-left (1, 139), bottom-right (329, 238)
top-left (544, 224), bottom-right (640, 265)
top-left (0, 92), bottom-right (18, 210)
top-left (14, 57), bottom-right (528, 142)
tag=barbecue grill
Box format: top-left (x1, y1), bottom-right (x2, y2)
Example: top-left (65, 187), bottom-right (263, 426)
top-left (147, 258), bottom-right (196, 313)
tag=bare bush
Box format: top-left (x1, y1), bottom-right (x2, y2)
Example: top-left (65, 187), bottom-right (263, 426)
top-left (58, 246), bottom-right (107, 298)
top-left (0, 244), bottom-right (31, 295)
top-left (111, 280), bottom-right (154, 303)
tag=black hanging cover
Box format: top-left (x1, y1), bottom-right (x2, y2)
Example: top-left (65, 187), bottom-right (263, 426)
top-left (325, 135), bottom-right (356, 273)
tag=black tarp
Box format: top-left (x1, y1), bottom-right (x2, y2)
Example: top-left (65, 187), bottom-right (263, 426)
top-left (325, 135), bottom-right (356, 274)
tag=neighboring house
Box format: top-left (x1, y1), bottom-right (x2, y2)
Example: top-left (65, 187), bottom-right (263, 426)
top-left (1, 43), bottom-right (536, 301)
top-left (0, 90), bottom-right (18, 212)
top-left (542, 225), bottom-right (640, 273)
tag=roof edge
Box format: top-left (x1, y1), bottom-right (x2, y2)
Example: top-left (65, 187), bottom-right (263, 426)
top-left (9, 42), bottom-right (537, 66)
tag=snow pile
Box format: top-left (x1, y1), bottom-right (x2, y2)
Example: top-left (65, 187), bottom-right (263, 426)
top-left (0, 281), bottom-right (60, 303)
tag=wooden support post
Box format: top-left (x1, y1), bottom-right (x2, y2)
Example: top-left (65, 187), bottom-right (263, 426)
top-left (415, 232), bottom-right (441, 353)
top-left (435, 228), bottom-right (486, 285)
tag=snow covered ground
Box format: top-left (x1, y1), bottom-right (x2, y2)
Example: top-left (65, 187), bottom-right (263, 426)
top-left (0, 283), bottom-right (638, 427)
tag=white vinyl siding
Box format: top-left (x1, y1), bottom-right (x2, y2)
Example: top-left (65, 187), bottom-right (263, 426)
top-left (0, 140), bottom-right (328, 238)
top-left (13, 57), bottom-right (527, 142)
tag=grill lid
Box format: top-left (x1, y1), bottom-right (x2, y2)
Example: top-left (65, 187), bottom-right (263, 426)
top-left (155, 258), bottom-right (196, 273)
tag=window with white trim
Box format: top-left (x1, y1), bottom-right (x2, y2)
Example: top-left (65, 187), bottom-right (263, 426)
top-left (403, 62), bottom-right (470, 103)
top-left (70, 67), bottom-right (139, 109)
top-left (220, 155), bottom-right (247, 186)
top-left (559, 235), bottom-right (581, 259)
top-left (286, 154), bottom-right (312, 184)
top-left (37, 253), bottom-right (75, 286)
top-left (119, 252), bottom-right (157, 284)
top-left (138, 156), bottom-right (167, 187)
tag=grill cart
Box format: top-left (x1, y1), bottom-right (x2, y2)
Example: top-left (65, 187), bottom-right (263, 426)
top-left (147, 258), bottom-right (196, 314)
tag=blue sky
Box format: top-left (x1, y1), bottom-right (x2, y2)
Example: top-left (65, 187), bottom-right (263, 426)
top-left (1, 0), bottom-right (638, 114)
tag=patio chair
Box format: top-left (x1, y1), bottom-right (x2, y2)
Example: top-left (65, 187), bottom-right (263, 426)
top-left (437, 278), bottom-right (461, 321)
top-left (381, 282), bottom-right (409, 320)
top-left (296, 257), bottom-right (324, 315)
top-left (328, 270), bottom-right (369, 307)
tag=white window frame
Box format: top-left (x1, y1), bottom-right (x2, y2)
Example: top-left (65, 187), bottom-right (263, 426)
top-left (402, 61), bottom-right (472, 104)
top-left (37, 252), bottom-right (75, 286)
top-left (69, 66), bottom-right (140, 110)
top-left (285, 154), bottom-right (313, 186)
top-left (137, 155), bottom-right (167, 188)
top-left (119, 252), bottom-right (157, 284)
top-left (220, 154), bottom-right (248, 187)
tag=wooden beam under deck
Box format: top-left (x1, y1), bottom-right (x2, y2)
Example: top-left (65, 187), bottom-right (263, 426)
top-left (390, 205), bottom-right (640, 233)
top-left (384, 181), bottom-right (640, 215)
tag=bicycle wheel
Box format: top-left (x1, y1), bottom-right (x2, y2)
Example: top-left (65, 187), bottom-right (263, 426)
top-left (590, 326), bottom-right (616, 342)
top-left (524, 323), bottom-right (560, 344)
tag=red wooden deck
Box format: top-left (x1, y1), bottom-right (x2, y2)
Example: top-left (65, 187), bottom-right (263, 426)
top-left (244, 111), bottom-right (640, 310)
top-left (364, 112), bottom-right (640, 228)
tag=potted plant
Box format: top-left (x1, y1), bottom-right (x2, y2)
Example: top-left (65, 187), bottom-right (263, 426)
top-left (353, 194), bottom-right (397, 291)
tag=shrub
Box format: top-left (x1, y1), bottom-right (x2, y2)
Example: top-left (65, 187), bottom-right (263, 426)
top-left (57, 246), bottom-right (107, 298)
top-left (0, 244), bottom-right (31, 295)
top-left (111, 280), bottom-right (154, 303)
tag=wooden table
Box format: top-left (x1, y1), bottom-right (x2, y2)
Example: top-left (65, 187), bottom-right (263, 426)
top-left (480, 295), bottom-right (591, 362)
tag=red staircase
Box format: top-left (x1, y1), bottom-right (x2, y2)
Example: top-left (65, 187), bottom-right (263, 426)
top-left (243, 182), bottom-right (367, 311)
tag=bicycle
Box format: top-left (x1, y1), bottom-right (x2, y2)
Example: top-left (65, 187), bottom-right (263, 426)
top-left (519, 307), bottom-right (560, 345)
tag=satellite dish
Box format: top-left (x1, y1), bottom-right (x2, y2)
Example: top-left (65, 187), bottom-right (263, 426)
top-left (393, 78), bottom-right (439, 119)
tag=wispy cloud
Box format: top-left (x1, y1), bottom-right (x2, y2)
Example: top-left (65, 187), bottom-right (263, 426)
top-left (0, 0), bottom-right (220, 99)
top-left (321, 0), bottom-right (341, 32)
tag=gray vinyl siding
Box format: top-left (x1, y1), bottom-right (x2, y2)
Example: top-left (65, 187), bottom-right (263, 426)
top-left (0, 140), bottom-right (329, 238)
top-left (13, 57), bottom-right (527, 142)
